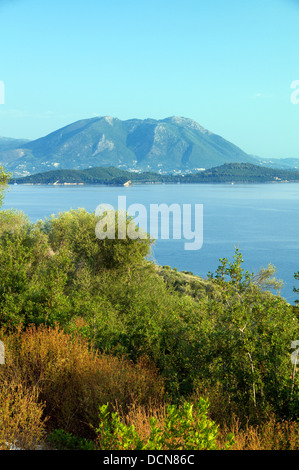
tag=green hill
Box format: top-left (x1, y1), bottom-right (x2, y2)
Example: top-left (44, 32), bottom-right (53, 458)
top-left (183, 162), bottom-right (299, 183)
top-left (12, 162), bottom-right (299, 185)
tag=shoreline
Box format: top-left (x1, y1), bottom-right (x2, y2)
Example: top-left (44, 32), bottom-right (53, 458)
top-left (9, 179), bottom-right (299, 186)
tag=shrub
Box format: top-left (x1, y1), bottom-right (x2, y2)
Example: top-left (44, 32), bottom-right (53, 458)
top-left (220, 414), bottom-right (299, 450)
top-left (0, 378), bottom-right (45, 450)
top-left (95, 398), bottom-right (234, 450)
top-left (0, 325), bottom-right (165, 438)
top-left (47, 429), bottom-right (95, 450)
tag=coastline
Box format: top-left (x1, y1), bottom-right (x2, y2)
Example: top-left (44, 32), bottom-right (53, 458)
top-left (9, 179), bottom-right (299, 186)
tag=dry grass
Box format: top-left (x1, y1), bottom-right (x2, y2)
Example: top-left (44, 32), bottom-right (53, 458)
top-left (0, 325), bottom-right (297, 450)
top-left (0, 325), bottom-right (165, 438)
top-left (118, 401), bottom-right (167, 443)
top-left (191, 385), bottom-right (299, 450)
top-left (0, 378), bottom-right (46, 450)
top-left (220, 415), bottom-right (299, 450)
top-left (116, 403), bottom-right (299, 451)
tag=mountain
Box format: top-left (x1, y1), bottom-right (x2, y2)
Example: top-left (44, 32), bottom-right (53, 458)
top-left (12, 162), bottom-right (299, 185)
top-left (0, 116), bottom-right (260, 176)
top-left (0, 137), bottom-right (30, 152)
top-left (257, 157), bottom-right (299, 170)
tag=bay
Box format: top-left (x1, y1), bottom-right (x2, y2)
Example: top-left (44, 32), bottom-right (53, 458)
top-left (2, 182), bottom-right (299, 304)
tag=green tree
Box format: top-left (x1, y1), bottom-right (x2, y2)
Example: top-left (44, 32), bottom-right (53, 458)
top-left (41, 208), bottom-right (152, 272)
top-left (0, 166), bottom-right (11, 208)
top-left (203, 249), bottom-right (299, 419)
top-left (0, 222), bottom-right (73, 328)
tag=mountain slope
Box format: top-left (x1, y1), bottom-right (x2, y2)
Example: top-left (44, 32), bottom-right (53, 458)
top-left (257, 157), bottom-right (299, 170)
top-left (0, 116), bottom-right (259, 176)
top-left (0, 136), bottom-right (30, 152)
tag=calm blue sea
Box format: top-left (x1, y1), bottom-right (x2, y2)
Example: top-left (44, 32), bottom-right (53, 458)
top-left (2, 182), bottom-right (299, 304)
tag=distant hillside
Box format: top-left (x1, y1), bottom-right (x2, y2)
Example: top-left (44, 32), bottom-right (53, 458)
top-left (0, 116), bottom-right (259, 176)
top-left (257, 157), bottom-right (299, 170)
top-left (12, 166), bottom-right (178, 185)
top-left (12, 162), bottom-right (299, 185)
top-left (182, 162), bottom-right (299, 183)
top-left (0, 137), bottom-right (30, 151)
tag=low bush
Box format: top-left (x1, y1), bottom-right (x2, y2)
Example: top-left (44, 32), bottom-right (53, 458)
top-left (220, 414), bottom-right (299, 450)
top-left (0, 378), bottom-right (45, 450)
top-left (95, 398), bottom-right (234, 450)
top-left (0, 325), bottom-right (165, 438)
top-left (47, 429), bottom-right (96, 450)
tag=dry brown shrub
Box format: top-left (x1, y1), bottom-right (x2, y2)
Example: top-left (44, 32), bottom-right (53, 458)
top-left (116, 400), bottom-right (167, 443)
top-left (188, 385), bottom-right (299, 450)
top-left (0, 378), bottom-right (45, 450)
top-left (0, 325), bottom-right (165, 438)
top-left (218, 414), bottom-right (299, 450)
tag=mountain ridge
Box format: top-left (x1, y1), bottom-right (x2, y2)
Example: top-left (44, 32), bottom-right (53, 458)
top-left (0, 116), bottom-right (259, 176)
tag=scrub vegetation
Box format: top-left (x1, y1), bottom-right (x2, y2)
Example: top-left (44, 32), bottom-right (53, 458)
top-left (0, 166), bottom-right (298, 450)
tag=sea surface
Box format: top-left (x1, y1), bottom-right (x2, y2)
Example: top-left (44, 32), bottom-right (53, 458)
top-left (2, 182), bottom-right (299, 304)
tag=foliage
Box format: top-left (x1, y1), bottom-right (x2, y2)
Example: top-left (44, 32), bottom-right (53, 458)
top-left (293, 271), bottom-right (299, 305)
top-left (96, 399), bottom-right (234, 450)
top-left (0, 166), bottom-right (11, 208)
top-left (48, 429), bottom-right (95, 450)
top-left (252, 263), bottom-right (283, 293)
top-left (41, 207), bottom-right (152, 271)
top-left (201, 249), bottom-right (299, 420)
top-left (0, 202), bottom-right (298, 441)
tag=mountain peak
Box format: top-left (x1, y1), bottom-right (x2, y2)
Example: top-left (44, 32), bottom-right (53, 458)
top-left (97, 116), bottom-right (118, 126)
top-left (163, 116), bottom-right (212, 135)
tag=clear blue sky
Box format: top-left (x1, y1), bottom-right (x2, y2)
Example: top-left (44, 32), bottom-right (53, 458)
top-left (0, 0), bottom-right (299, 159)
